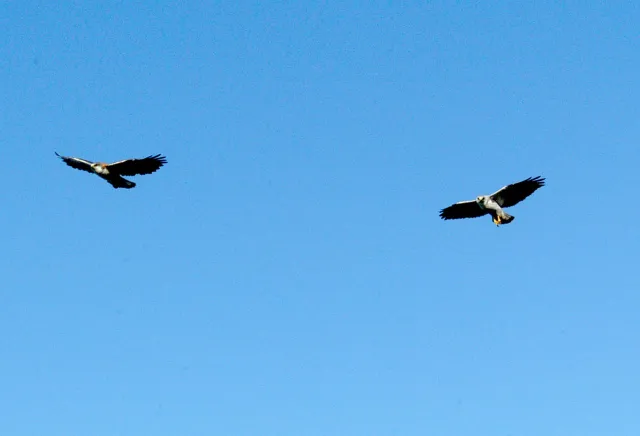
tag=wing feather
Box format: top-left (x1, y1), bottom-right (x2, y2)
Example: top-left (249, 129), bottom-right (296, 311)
top-left (107, 154), bottom-right (167, 176)
top-left (490, 176), bottom-right (545, 208)
top-left (55, 152), bottom-right (95, 173)
top-left (439, 200), bottom-right (487, 220)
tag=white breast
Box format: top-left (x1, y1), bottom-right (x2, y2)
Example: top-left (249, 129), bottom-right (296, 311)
top-left (93, 165), bottom-right (109, 175)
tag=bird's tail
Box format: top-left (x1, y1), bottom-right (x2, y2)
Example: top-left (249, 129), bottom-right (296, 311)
top-left (499, 211), bottom-right (514, 224)
top-left (109, 176), bottom-right (136, 189)
top-left (493, 211), bottom-right (514, 225)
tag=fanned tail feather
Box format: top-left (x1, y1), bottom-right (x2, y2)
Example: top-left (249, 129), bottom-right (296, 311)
top-left (107, 176), bottom-right (136, 189)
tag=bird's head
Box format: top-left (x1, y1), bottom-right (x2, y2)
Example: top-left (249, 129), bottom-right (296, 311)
top-left (476, 195), bottom-right (485, 203)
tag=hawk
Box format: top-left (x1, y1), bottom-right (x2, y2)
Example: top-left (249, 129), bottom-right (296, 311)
top-left (55, 152), bottom-right (167, 189)
top-left (439, 176), bottom-right (545, 226)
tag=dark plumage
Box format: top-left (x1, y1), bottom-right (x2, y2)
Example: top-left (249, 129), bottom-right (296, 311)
top-left (55, 152), bottom-right (167, 189)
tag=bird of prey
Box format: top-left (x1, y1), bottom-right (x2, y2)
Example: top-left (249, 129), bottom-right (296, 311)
top-left (55, 152), bottom-right (167, 189)
top-left (439, 176), bottom-right (545, 226)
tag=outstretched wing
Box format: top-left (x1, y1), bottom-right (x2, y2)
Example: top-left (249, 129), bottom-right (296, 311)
top-left (55, 152), bottom-right (94, 173)
top-left (490, 176), bottom-right (545, 208)
top-left (439, 200), bottom-right (487, 220)
top-left (107, 154), bottom-right (167, 176)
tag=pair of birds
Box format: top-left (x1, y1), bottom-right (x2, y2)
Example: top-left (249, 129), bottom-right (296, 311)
top-left (55, 152), bottom-right (544, 227)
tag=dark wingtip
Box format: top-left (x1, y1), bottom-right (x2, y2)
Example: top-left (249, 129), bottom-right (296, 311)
top-left (54, 151), bottom-right (61, 157)
top-left (532, 175), bottom-right (545, 186)
top-left (147, 154), bottom-right (168, 165)
top-left (524, 176), bottom-right (545, 187)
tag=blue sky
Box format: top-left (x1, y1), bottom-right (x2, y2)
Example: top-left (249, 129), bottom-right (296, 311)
top-left (2, 2), bottom-right (640, 435)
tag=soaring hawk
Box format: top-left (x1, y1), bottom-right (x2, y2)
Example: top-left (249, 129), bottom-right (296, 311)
top-left (55, 152), bottom-right (167, 189)
top-left (439, 176), bottom-right (545, 226)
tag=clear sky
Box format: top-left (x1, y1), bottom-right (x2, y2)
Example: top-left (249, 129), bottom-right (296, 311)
top-left (2, 2), bottom-right (640, 435)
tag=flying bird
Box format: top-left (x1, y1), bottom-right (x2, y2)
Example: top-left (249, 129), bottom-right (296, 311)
top-left (55, 152), bottom-right (167, 189)
top-left (439, 176), bottom-right (545, 226)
